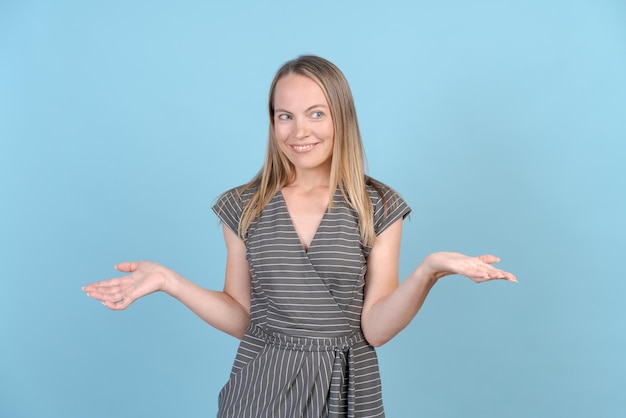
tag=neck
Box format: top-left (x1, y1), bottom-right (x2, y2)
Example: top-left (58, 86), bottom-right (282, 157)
top-left (286, 167), bottom-right (331, 191)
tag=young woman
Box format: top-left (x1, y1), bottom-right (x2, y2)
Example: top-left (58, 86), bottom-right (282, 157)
top-left (83, 55), bottom-right (517, 417)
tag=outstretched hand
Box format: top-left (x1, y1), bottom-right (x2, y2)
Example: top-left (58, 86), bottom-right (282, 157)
top-left (82, 261), bottom-right (168, 310)
top-left (425, 252), bottom-right (517, 283)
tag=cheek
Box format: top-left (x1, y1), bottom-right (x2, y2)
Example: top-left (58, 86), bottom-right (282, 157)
top-left (273, 131), bottom-right (289, 154)
top-left (324, 122), bottom-right (335, 140)
top-left (273, 124), bottom-right (289, 142)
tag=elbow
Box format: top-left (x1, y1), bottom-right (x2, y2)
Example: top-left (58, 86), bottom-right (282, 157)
top-left (361, 313), bottom-right (396, 347)
top-left (363, 329), bottom-right (392, 348)
top-left (361, 303), bottom-right (407, 347)
top-left (367, 339), bottom-right (387, 348)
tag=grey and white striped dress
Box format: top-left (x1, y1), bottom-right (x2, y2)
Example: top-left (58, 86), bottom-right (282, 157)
top-left (212, 178), bottom-right (411, 418)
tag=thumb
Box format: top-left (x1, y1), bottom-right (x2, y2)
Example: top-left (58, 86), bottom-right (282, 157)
top-left (477, 254), bottom-right (500, 265)
top-left (114, 261), bottom-right (139, 273)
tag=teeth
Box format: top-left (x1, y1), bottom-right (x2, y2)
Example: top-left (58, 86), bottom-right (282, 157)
top-left (292, 144), bottom-right (315, 151)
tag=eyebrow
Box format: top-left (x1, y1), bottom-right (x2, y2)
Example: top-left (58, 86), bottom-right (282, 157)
top-left (274, 104), bottom-right (329, 114)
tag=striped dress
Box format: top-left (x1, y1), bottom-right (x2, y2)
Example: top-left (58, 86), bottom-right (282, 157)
top-left (212, 178), bottom-right (411, 418)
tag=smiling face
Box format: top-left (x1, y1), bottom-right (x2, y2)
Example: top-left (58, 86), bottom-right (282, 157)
top-left (272, 73), bottom-right (335, 179)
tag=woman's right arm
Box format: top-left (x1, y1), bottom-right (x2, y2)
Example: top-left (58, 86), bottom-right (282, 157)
top-left (82, 224), bottom-right (251, 339)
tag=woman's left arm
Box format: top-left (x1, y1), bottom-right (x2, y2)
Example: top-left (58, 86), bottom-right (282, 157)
top-left (360, 219), bottom-right (517, 347)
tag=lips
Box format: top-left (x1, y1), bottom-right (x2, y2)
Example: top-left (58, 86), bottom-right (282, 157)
top-left (290, 143), bottom-right (318, 153)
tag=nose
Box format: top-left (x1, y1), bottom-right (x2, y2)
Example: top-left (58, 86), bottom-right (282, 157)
top-left (294, 117), bottom-right (310, 139)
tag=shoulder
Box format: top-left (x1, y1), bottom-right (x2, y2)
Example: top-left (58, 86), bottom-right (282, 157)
top-left (214, 183), bottom-right (258, 210)
top-left (365, 176), bottom-right (412, 235)
top-left (212, 183), bottom-right (260, 234)
top-left (365, 176), bottom-right (409, 213)
top-left (365, 176), bottom-right (401, 203)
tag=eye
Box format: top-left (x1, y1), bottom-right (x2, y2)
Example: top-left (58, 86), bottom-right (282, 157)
top-left (277, 113), bottom-right (292, 120)
top-left (311, 111), bottom-right (324, 119)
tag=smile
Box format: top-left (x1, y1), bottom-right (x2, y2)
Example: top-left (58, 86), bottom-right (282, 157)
top-left (290, 144), bottom-right (317, 153)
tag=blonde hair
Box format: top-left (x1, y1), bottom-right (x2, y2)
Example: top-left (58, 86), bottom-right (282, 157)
top-left (237, 55), bottom-right (378, 245)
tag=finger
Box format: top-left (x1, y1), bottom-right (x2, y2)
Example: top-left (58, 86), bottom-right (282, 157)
top-left (101, 297), bottom-right (131, 310)
top-left (477, 254), bottom-right (500, 265)
top-left (483, 270), bottom-right (518, 283)
top-left (103, 290), bottom-right (126, 302)
top-left (463, 264), bottom-right (506, 280)
top-left (480, 258), bottom-right (517, 283)
top-left (84, 287), bottom-right (125, 302)
top-left (502, 271), bottom-right (518, 283)
top-left (83, 277), bottom-right (124, 291)
top-left (84, 277), bottom-right (134, 296)
top-left (114, 261), bottom-right (140, 273)
top-left (93, 286), bottom-right (132, 308)
top-left (82, 279), bottom-right (129, 298)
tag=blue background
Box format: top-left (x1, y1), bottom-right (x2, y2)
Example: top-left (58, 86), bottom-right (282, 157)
top-left (1, 1), bottom-right (625, 417)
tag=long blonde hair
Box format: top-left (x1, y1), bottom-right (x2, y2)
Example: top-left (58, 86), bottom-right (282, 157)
top-left (237, 55), bottom-right (377, 245)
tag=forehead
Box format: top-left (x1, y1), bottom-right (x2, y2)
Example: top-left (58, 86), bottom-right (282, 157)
top-left (273, 74), bottom-right (328, 108)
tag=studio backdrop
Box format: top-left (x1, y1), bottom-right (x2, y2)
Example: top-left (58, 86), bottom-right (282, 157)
top-left (1, 1), bottom-right (624, 417)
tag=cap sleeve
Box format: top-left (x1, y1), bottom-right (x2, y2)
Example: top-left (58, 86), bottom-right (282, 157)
top-left (212, 187), bottom-right (245, 235)
top-left (368, 179), bottom-right (412, 236)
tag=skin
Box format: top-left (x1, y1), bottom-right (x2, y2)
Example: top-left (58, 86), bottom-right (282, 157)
top-left (273, 74), bottom-right (335, 250)
top-left (83, 73), bottom-right (517, 346)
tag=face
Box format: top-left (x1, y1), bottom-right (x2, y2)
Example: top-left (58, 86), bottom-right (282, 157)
top-left (272, 73), bottom-right (334, 177)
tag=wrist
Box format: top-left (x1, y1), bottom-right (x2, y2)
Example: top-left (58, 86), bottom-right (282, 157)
top-left (156, 264), bottom-right (178, 296)
top-left (424, 251), bottom-right (463, 281)
top-left (413, 258), bottom-right (439, 287)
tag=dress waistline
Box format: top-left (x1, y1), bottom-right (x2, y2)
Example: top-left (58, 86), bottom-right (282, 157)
top-left (246, 324), bottom-right (366, 353)
top-left (246, 324), bottom-right (363, 416)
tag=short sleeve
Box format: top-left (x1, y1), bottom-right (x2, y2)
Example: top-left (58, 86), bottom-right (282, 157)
top-left (368, 179), bottom-right (411, 236)
top-left (212, 187), bottom-right (245, 236)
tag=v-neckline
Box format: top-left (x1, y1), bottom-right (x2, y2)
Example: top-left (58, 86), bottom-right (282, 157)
top-left (279, 190), bottom-right (331, 254)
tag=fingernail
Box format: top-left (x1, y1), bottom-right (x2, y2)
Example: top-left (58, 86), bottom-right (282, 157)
top-left (86, 292), bottom-right (91, 297)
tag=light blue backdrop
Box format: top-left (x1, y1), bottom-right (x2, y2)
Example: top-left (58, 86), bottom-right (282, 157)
top-left (1, 1), bottom-right (624, 417)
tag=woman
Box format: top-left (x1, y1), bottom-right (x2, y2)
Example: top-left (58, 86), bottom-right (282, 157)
top-left (83, 55), bottom-right (516, 417)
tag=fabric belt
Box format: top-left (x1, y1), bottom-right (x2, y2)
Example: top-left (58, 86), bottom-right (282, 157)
top-left (247, 325), bottom-right (365, 417)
